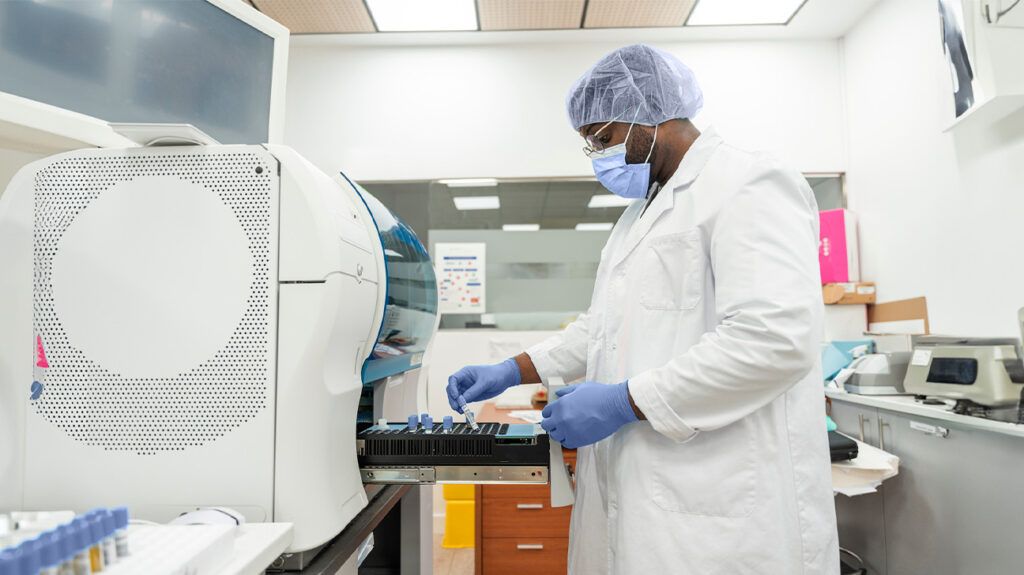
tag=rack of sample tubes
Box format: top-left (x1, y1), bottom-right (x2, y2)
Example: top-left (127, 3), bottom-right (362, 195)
top-left (356, 413), bottom-right (552, 485)
top-left (0, 507), bottom-right (130, 575)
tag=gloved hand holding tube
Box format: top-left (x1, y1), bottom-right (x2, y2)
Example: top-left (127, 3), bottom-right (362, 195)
top-left (446, 358), bottom-right (523, 413)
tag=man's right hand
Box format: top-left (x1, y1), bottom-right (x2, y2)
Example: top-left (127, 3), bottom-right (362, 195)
top-left (447, 358), bottom-right (523, 412)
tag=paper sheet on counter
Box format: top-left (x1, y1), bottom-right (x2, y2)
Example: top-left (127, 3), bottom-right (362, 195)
top-left (832, 435), bottom-right (900, 497)
top-left (508, 410), bottom-right (542, 424)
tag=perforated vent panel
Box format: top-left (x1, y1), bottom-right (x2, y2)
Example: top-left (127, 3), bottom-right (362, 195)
top-left (32, 150), bottom-right (277, 455)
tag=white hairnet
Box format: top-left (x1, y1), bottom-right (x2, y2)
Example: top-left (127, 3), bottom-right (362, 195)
top-left (566, 44), bottom-right (703, 130)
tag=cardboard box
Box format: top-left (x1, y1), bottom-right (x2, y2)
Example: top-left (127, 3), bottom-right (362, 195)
top-left (866, 296), bottom-right (930, 335)
top-left (818, 209), bottom-right (859, 283)
top-left (823, 282), bottom-right (877, 305)
top-left (864, 297), bottom-right (930, 352)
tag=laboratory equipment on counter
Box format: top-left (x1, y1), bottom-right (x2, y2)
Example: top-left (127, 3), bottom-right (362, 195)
top-left (903, 337), bottom-right (1024, 407)
top-left (358, 422), bottom-right (549, 484)
top-left (0, 142), bottom-right (509, 566)
top-left (843, 352), bottom-right (913, 395)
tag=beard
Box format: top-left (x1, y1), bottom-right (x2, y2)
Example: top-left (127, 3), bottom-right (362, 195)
top-left (625, 125), bottom-right (656, 165)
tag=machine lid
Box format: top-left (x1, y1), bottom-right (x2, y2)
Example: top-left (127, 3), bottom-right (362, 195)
top-left (341, 173), bottom-right (438, 387)
top-left (915, 336), bottom-right (1020, 347)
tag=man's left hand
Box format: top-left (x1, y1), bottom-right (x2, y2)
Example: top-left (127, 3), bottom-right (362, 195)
top-left (540, 381), bottom-right (638, 449)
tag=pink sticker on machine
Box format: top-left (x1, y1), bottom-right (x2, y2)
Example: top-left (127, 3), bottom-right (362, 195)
top-left (35, 334), bottom-right (49, 368)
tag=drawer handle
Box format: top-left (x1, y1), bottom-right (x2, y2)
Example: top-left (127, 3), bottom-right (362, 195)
top-left (516, 503), bottom-right (544, 510)
top-left (517, 544), bottom-right (545, 551)
top-left (909, 420), bottom-right (949, 438)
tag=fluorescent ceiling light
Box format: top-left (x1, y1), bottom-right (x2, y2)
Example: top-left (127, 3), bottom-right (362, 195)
top-left (366, 0), bottom-right (478, 32)
top-left (439, 178), bottom-right (498, 187)
top-left (576, 222), bottom-right (614, 231)
top-left (686, 0), bottom-right (806, 26)
top-left (453, 196), bottom-right (500, 210)
top-left (588, 194), bottom-right (633, 208)
top-left (503, 224), bottom-right (540, 231)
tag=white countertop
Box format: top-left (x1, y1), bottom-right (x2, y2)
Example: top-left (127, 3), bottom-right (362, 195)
top-left (218, 523), bottom-right (294, 575)
top-left (99, 522), bottom-right (293, 575)
top-left (826, 389), bottom-right (1024, 439)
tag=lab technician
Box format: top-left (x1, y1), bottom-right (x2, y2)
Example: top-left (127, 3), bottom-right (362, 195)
top-left (448, 44), bottom-right (838, 574)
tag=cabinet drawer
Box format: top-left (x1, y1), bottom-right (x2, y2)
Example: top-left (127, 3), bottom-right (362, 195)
top-left (482, 537), bottom-right (568, 575)
top-left (481, 483), bottom-right (550, 500)
top-left (482, 498), bottom-right (571, 538)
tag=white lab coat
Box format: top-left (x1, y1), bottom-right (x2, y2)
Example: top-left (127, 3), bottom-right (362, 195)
top-left (526, 127), bottom-right (839, 574)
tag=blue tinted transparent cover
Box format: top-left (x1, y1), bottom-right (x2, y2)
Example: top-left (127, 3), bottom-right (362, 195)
top-left (349, 181), bottom-right (438, 383)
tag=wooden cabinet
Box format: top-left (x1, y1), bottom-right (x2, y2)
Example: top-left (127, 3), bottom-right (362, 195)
top-left (481, 538), bottom-right (570, 574)
top-left (480, 489), bottom-right (572, 538)
top-left (473, 404), bottom-right (576, 575)
top-left (475, 454), bottom-right (576, 575)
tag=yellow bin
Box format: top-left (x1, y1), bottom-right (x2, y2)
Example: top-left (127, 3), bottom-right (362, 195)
top-left (442, 484), bottom-right (475, 548)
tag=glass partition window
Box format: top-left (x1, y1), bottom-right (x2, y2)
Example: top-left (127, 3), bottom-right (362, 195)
top-left (361, 173), bottom-right (843, 331)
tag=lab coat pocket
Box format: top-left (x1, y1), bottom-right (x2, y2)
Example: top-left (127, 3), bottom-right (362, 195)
top-left (650, 420), bottom-right (759, 518)
top-left (639, 230), bottom-right (704, 311)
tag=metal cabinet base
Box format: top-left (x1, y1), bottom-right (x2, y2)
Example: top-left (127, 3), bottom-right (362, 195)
top-left (830, 396), bottom-right (1024, 575)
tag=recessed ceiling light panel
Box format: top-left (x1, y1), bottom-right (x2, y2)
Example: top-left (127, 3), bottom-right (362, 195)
top-left (588, 194), bottom-right (633, 208)
top-left (366, 0), bottom-right (478, 32)
top-left (439, 178), bottom-right (499, 187)
top-left (502, 224), bottom-right (540, 231)
top-left (575, 222), bottom-right (614, 231)
top-left (686, 0), bottom-right (806, 26)
top-left (453, 196), bottom-right (500, 210)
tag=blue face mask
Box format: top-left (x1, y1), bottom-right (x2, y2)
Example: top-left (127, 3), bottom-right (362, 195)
top-left (587, 108), bottom-right (659, 199)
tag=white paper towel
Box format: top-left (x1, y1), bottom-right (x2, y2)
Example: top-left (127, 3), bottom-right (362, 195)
top-left (832, 435), bottom-right (900, 497)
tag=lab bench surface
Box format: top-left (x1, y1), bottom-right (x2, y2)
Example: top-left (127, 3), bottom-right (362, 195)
top-left (825, 389), bottom-right (1024, 438)
top-left (473, 403), bottom-right (576, 575)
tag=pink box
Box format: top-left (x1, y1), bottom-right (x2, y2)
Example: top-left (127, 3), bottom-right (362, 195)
top-left (818, 209), bottom-right (859, 284)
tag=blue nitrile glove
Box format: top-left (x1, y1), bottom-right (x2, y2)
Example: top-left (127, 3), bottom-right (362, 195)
top-left (540, 381), bottom-right (638, 449)
top-left (447, 358), bottom-right (522, 413)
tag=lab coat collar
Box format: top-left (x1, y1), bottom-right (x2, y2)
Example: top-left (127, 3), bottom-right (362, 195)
top-left (611, 126), bottom-right (723, 268)
top-left (666, 125), bottom-right (722, 189)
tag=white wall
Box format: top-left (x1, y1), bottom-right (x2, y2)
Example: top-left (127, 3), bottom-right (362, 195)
top-left (285, 36), bottom-right (846, 182)
top-left (843, 0), bottom-right (1024, 337)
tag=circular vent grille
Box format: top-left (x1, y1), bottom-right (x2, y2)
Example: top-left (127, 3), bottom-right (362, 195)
top-left (32, 150), bottom-right (275, 455)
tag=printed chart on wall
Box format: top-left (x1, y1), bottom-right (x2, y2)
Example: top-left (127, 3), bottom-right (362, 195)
top-left (435, 242), bottom-right (486, 314)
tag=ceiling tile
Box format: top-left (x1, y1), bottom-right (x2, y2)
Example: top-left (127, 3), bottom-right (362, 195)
top-left (478, 0), bottom-right (585, 30)
top-left (252, 0), bottom-right (376, 34)
top-left (584, 0), bottom-right (696, 28)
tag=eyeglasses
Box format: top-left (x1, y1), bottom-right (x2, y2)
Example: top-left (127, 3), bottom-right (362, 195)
top-left (581, 105), bottom-right (641, 158)
top-left (583, 119), bottom-right (617, 157)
